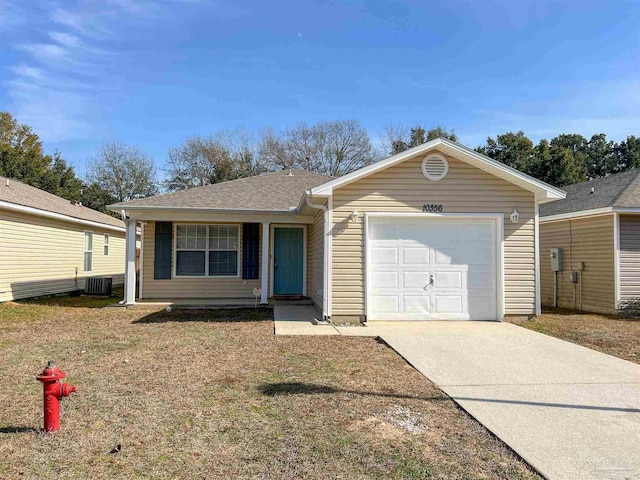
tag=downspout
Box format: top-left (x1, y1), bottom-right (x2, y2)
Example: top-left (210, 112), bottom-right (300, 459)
top-left (120, 209), bottom-right (128, 305)
top-left (305, 191), bottom-right (329, 320)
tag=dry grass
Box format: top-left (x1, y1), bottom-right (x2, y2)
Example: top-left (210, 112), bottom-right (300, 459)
top-left (510, 309), bottom-right (640, 364)
top-left (0, 298), bottom-right (540, 480)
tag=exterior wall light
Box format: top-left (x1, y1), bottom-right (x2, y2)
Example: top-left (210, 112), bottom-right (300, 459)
top-left (510, 209), bottom-right (520, 224)
top-left (350, 210), bottom-right (360, 222)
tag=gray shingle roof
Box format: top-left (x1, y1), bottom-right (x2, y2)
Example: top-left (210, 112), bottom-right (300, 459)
top-left (112, 168), bottom-right (333, 211)
top-left (0, 176), bottom-right (125, 229)
top-left (540, 169), bottom-right (640, 217)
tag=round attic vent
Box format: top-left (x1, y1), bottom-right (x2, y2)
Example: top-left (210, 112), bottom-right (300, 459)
top-left (421, 154), bottom-right (449, 181)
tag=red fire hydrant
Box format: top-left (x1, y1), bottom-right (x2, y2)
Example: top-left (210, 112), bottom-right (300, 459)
top-left (36, 361), bottom-right (77, 432)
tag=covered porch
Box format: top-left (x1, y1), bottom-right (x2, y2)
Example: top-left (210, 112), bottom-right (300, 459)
top-left (121, 208), bottom-right (327, 315)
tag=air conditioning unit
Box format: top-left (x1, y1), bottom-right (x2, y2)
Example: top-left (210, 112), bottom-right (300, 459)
top-left (85, 276), bottom-right (113, 296)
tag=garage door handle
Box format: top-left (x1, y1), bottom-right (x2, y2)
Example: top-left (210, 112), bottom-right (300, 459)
top-left (429, 274), bottom-right (434, 286)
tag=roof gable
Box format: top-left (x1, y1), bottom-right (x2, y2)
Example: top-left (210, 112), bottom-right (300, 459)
top-left (0, 176), bottom-right (125, 229)
top-left (110, 168), bottom-right (332, 212)
top-left (309, 138), bottom-right (565, 202)
top-left (614, 170), bottom-right (640, 208)
top-left (539, 169), bottom-right (640, 217)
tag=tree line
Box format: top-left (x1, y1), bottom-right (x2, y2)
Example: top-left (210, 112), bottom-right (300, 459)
top-left (476, 131), bottom-right (639, 187)
top-left (0, 112), bottom-right (157, 213)
top-left (1, 111), bottom-right (638, 215)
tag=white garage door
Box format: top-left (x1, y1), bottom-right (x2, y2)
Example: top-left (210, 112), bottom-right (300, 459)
top-left (367, 217), bottom-right (498, 321)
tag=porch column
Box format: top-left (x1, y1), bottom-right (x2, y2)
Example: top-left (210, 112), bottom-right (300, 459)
top-left (124, 219), bottom-right (137, 305)
top-left (260, 221), bottom-right (270, 304)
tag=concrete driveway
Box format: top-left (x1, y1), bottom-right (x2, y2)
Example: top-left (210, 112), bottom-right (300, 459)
top-left (273, 309), bottom-right (640, 479)
top-left (369, 322), bottom-right (640, 480)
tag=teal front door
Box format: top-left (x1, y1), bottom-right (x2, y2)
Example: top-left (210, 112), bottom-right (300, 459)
top-left (273, 227), bottom-right (304, 295)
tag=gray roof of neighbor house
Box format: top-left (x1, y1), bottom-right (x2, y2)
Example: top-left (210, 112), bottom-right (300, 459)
top-left (0, 176), bottom-right (125, 229)
top-left (540, 169), bottom-right (640, 217)
top-left (111, 168), bottom-right (333, 212)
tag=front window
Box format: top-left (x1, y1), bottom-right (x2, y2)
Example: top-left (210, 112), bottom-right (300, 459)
top-left (175, 224), bottom-right (239, 277)
top-left (103, 234), bottom-right (110, 256)
top-left (84, 231), bottom-right (93, 272)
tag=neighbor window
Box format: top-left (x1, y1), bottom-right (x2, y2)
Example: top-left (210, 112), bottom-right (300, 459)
top-left (175, 224), bottom-right (239, 277)
top-left (104, 234), bottom-right (110, 256)
top-left (84, 231), bottom-right (93, 272)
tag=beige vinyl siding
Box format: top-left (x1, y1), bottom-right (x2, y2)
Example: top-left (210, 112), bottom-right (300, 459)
top-left (306, 202), bottom-right (325, 309)
top-left (330, 151), bottom-right (536, 319)
top-left (619, 214), bottom-right (640, 303)
top-left (142, 221), bottom-right (261, 299)
top-left (539, 214), bottom-right (615, 313)
top-left (0, 209), bottom-right (125, 302)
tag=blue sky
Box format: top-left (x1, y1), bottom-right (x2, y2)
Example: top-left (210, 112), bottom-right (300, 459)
top-left (1, 0), bottom-right (639, 177)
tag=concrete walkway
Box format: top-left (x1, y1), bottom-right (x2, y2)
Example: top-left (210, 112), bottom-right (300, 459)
top-left (273, 305), bottom-right (339, 335)
top-left (273, 308), bottom-right (640, 480)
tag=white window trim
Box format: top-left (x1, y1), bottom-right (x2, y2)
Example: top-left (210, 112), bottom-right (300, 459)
top-left (172, 223), bottom-right (241, 278)
top-left (363, 212), bottom-right (505, 322)
top-left (103, 234), bottom-right (110, 256)
top-left (269, 224), bottom-right (307, 297)
top-left (83, 230), bottom-right (94, 273)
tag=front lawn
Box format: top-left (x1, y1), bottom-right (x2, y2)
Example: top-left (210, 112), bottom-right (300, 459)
top-left (0, 298), bottom-right (540, 479)
top-left (510, 309), bottom-right (640, 364)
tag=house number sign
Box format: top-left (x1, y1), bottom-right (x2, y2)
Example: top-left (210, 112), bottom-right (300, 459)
top-left (423, 204), bottom-right (443, 212)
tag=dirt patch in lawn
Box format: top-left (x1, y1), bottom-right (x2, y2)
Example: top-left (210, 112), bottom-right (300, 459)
top-left (0, 300), bottom-right (540, 480)
top-left (510, 308), bottom-right (640, 364)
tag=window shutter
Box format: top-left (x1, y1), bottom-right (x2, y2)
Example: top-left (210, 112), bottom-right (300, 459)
top-left (242, 223), bottom-right (260, 279)
top-left (154, 222), bottom-right (172, 279)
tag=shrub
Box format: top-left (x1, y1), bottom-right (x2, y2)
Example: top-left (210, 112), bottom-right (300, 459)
top-left (618, 298), bottom-right (640, 320)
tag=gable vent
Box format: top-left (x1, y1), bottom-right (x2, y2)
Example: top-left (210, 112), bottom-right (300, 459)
top-left (421, 154), bottom-right (449, 181)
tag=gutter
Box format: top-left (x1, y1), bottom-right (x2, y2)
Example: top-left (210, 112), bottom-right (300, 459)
top-left (539, 206), bottom-right (640, 223)
top-left (106, 205), bottom-right (299, 215)
top-left (0, 200), bottom-right (126, 233)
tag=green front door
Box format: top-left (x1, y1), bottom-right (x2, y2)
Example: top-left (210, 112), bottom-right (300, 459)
top-left (273, 227), bottom-right (304, 295)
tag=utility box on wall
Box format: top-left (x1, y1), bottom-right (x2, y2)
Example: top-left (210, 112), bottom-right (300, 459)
top-left (550, 248), bottom-right (563, 271)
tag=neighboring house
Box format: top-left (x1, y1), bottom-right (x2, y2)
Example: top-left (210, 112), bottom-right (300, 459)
top-left (0, 176), bottom-right (128, 302)
top-left (539, 169), bottom-right (640, 314)
top-left (109, 138), bottom-right (564, 322)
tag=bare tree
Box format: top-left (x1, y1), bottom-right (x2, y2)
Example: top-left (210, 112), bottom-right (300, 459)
top-left (381, 121), bottom-right (410, 157)
top-left (261, 119), bottom-right (378, 176)
top-left (86, 141), bottom-right (157, 202)
top-left (381, 123), bottom-right (458, 155)
top-left (258, 127), bottom-right (288, 168)
top-left (165, 128), bottom-right (268, 191)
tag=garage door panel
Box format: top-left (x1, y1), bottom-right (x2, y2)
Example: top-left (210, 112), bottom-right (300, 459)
top-left (469, 270), bottom-right (495, 288)
top-left (370, 247), bottom-right (398, 265)
top-left (402, 247), bottom-right (430, 265)
top-left (435, 247), bottom-right (492, 266)
top-left (403, 271), bottom-right (430, 289)
top-left (433, 249), bottom-right (455, 265)
top-left (466, 247), bottom-right (494, 262)
top-left (403, 295), bottom-right (430, 313)
top-left (370, 295), bottom-right (399, 313)
top-left (371, 271), bottom-right (398, 289)
top-left (368, 217), bottom-right (498, 321)
top-left (468, 295), bottom-right (497, 320)
top-left (434, 270), bottom-right (465, 289)
top-left (434, 295), bottom-right (464, 314)
top-left (371, 223), bottom-right (398, 240)
top-left (400, 224), bottom-right (435, 243)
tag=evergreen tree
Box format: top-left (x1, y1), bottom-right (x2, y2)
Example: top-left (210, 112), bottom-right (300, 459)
top-left (476, 131), bottom-right (534, 173)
